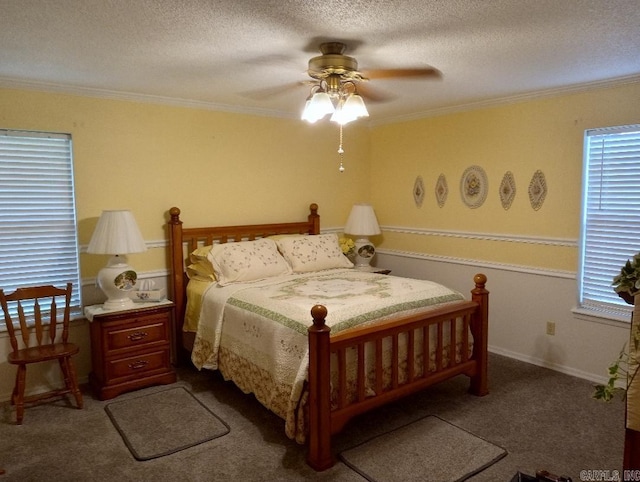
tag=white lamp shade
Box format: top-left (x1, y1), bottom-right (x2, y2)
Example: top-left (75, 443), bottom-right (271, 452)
top-left (344, 204), bottom-right (381, 236)
top-left (87, 210), bottom-right (147, 255)
top-left (87, 210), bottom-right (146, 310)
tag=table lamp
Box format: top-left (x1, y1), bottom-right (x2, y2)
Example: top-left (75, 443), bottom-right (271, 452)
top-left (344, 203), bottom-right (381, 268)
top-left (87, 210), bottom-right (147, 310)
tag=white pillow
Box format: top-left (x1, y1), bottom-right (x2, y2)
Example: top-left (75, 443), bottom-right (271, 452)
top-left (206, 238), bottom-right (292, 286)
top-left (275, 233), bottom-right (353, 273)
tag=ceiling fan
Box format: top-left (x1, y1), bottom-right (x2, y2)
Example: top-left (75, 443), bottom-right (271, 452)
top-left (300, 40), bottom-right (441, 126)
top-left (304, 41), bottom-right (441, 104)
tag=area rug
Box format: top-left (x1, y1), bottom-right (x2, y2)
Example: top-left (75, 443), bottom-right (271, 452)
top-left (339, 415), bottom-right (507, 482)
top-left (105, 386), bottom-right (230, 461)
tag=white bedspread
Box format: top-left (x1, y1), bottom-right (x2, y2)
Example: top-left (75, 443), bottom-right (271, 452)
top-left (190, 268), bottom-right (464, 440)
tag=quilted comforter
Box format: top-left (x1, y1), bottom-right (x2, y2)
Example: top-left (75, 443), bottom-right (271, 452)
top-left (189, 268), bottom-right (465, 441)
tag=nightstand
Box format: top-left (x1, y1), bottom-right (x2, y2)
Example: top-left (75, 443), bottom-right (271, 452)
top-left (86, 300), bottom-right (177, 400)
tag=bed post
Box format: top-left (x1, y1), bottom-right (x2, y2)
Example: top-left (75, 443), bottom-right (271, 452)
top-left (469, 273), bottom-right (489, 396)
top-left (307, 304), bottom-right (333, 471)
top-left (308, 203), bottom-right (320, 234)
top-left (168, 207), bottom-right (185, 360)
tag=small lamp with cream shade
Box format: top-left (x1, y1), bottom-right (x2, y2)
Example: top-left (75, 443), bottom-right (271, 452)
top-left (87, 210), bottom-right (147, 310)
top-left (344, 203), bottom-right (381, 268)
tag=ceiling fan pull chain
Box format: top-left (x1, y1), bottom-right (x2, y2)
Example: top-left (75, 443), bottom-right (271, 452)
top-left (338, 124), bottom-right (345, 172)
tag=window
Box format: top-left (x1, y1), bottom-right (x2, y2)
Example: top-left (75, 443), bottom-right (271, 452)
top-left (0, 130), bottom-right (82, 322)
top-left (579, 124), bottom-right (640, 320)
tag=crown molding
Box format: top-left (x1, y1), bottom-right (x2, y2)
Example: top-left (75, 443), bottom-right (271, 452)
top-left (370, 74), bottom-right (640, 126)
top-left (2, 74), bottom-right (639, 126)
top-left (0, 77), bottom-right (295, 120)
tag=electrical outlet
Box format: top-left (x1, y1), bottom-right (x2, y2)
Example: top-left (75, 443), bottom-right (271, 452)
top-left (546, 321), bottom-right (556, 336)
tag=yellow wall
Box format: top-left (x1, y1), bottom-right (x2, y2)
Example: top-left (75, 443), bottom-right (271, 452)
top-left (370, 82), bottom-right (640, 272)
top-left (0, 87), bottom-right (372, 279)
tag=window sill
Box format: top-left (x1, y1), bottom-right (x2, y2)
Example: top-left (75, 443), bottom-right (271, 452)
top-left (571, 306), bottom-right (631, 328)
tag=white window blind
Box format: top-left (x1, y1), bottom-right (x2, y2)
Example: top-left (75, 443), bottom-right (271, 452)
top-left (579, 124), bottom-right (640, 319)
top-left (0, 130), bottom-right (82, 320)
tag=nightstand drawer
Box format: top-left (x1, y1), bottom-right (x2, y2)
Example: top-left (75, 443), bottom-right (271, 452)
top-left (106, 349), bottom-right (170, 381)
top-left (106, 317), bottom-right (168, 352)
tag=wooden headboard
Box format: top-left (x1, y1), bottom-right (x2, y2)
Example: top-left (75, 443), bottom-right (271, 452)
top-left (167, 203), bottom-right (320, 352)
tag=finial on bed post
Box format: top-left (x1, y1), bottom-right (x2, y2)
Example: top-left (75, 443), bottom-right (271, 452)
top-left (307, 304), bottom-right (333, 471)
top-left (169, 207), bottom-right (182, 225)
top-left (308, 203), bottom-right (320, 235)
top-left (470, 273), bottom-right (489, 397)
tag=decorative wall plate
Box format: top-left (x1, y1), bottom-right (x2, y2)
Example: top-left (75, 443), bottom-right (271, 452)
top-left (413, 176), bottom-right (425, 207)
top-left (499, 171), bottom-right (516, 210)
top-left (460, 165), bottom-right (488, 209)
top-left (435, 173), bottom-right (448, 208)
top-left (528, 170), bottom-right (547, 211)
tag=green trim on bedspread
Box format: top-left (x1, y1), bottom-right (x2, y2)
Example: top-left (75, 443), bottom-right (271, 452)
top-left (226, 271), bottom-right (464, 335)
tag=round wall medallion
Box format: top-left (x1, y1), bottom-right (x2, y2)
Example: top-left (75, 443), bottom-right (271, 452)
top-left (499, 171), bottom-right (516, 210)
top-left (460, 165), bottom-right (488, 209)
top-left (413, 176), bottom-right (425, 207)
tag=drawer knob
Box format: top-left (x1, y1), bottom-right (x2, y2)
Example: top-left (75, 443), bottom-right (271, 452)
top-left (128, 360), bottom-right (149, 370)
top-left (127, 331), bottom-right (148, 342)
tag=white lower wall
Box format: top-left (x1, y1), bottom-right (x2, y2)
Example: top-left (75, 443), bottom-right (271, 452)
top-left (375, 250), bottom-right (630, 384)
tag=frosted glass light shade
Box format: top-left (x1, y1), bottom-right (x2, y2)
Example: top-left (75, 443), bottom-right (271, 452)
top-left (344, 204), bottom-right (381, 268)
top-left (342, 94), bottom-right (369, 119)
top-left (301, 91), bottom-right (335, 123)
top-left (87, 210), bottom-right (147, 310)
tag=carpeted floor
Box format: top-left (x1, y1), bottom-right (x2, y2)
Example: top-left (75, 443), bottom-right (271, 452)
top-left (0, 353), bottom-right (625, 481)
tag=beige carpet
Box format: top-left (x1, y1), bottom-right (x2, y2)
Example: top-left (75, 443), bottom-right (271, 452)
top-left (105, 386), bottom-right (230, 461)
top-left (339, 415), bottom-right (507, 481)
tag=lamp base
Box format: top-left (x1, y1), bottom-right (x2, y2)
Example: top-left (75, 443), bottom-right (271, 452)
top-left (96, 255), bottom-right (138, 310)
top-left (353, 237), bottom-right (376, 268)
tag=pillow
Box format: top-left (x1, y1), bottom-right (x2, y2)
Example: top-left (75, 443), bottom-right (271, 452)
top-left (186, 263), bottom-right (216, 282)
top-left (275, 233), bottom-right (353, 273)
top-left (206, 238), bottom-right (292, 286)
top-left (186, 246), bottom-right (216, 282)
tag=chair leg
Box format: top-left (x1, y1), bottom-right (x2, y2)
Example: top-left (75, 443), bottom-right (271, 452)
top-left (14, 365), bottom-right (26, 425)
top-left (11, 370), bottom-right (19, 406)
top-left (61, 357), bottom-right (83, 409)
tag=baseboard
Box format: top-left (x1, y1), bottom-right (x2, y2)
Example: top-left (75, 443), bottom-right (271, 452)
top-left (489, 346), bottom-right (609, 386)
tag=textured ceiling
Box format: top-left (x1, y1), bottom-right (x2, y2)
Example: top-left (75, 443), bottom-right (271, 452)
top-left (1, 0), bottom-right (640, 122)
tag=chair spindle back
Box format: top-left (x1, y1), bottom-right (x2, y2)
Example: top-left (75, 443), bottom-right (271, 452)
top-left (0, 283), bottom-right (73, 354)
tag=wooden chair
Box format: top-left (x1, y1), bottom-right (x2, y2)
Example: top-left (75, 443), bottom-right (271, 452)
top-left (0, 283), bottom-right (83, 424)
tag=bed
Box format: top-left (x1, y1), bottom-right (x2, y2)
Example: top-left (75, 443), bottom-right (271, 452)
top-left (167, 203), bottom-right (489, 471)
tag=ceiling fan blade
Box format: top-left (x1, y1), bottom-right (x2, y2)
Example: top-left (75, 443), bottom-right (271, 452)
top-left (363, 67), bottom-right (442, 80)
top-left (240, 81), bottom-right (306, 100)
top-left (356, 83), bottom-right (395, 103)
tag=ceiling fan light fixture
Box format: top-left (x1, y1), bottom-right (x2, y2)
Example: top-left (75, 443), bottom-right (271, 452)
top-left (343, 93), bottom-right (369, 119)
top-left (330, 94), bottom-right (369, 125)
top-left (301, 91), bottom-right (335, 123)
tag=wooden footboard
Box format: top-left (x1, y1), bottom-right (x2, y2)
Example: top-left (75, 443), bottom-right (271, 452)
top-left (307, 274), bottom-right (489, 471)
